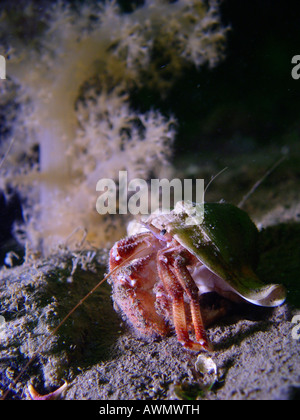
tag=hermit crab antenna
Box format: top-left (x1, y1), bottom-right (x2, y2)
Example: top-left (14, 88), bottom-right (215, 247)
top-left (1, 242), bottom-right (151, 400)
top-left (203, 167), bottom-right (228, 202)
top-left (0, 137), bottom-right (15, 170)
top-left (238, 155), bottom-right (287, 209)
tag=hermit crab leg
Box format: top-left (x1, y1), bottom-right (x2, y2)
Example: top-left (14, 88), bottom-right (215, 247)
top-left (157, 253), bottom-right (190, 347)
top-left (172, 253), bottom-right (211, 351)
top-left (157, 247), bottom-right (208, 351)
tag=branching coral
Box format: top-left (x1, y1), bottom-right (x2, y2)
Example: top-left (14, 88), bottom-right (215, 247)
top-left (74, 86), bottom-right (176, 183)
top-left (0, 0), bottom-right (227, 254)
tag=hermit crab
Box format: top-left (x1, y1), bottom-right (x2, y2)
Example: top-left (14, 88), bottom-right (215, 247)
top-left (109, 201), bottom-right (286, 351)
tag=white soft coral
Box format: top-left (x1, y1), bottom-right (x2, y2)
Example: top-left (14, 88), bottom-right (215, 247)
top-left (74, 86), bottom-right (175, 183)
